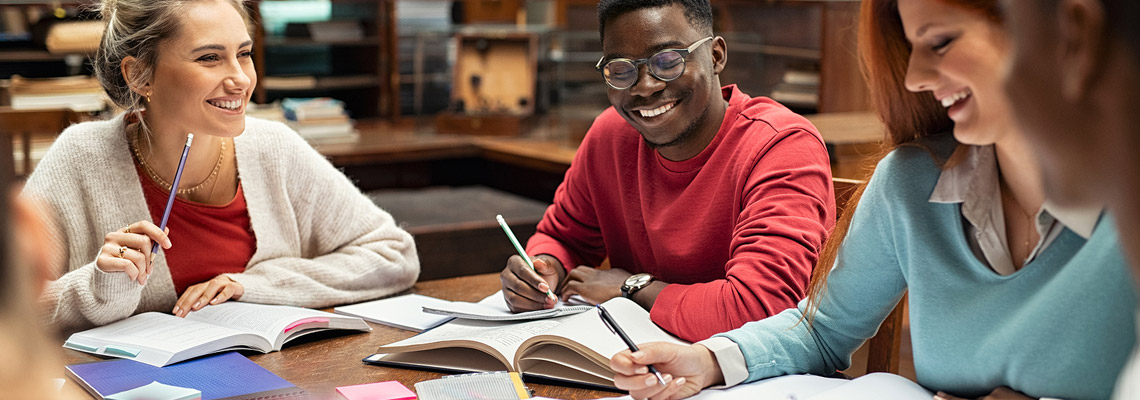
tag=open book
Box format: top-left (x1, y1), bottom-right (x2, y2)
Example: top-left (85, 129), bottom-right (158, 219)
top-left (64, 302), bottom-right (371, 367)
top-left (365, 297), bottom-right (687, 390)
top-left (597, 373), bottom-right (931, 400)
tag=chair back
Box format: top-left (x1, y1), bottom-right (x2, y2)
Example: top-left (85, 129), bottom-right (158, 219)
top-left (0, 107), bottom-right (82, 177)
top-left (831, 177), bottom-right (906, 375)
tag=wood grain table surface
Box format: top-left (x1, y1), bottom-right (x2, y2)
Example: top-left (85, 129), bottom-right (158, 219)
top-left (60, 273), bottom-right (623, 400)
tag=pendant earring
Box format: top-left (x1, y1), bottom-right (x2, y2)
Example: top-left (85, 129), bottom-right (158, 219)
top-left (146, 92), bottom-right (152, 103)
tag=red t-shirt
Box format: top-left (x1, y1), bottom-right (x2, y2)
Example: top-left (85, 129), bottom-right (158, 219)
top-left (139, 170), bottom-right (256, 295)
top-left (527, 85), bottom-right (835, 341)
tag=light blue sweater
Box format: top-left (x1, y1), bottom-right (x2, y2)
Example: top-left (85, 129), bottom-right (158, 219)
top-left (718, 134), bottom-right (1137, 400)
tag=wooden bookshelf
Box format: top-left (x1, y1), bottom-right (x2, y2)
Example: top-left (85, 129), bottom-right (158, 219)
top-left (249, 0), bottom-right (399, 120)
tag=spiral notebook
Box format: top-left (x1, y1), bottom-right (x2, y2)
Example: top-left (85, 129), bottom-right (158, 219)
top-left (66, 352), bottom-right (304, 400)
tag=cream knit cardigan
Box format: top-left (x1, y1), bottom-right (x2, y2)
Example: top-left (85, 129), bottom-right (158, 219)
top-left (23, 116), bottom-right (420, 334)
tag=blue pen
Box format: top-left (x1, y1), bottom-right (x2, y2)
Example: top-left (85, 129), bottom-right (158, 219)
top-left (150, 133), bottom-right (193, 261)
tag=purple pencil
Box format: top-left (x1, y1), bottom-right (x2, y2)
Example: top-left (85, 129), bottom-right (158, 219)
top-left (150, 133), bottom-right (193, 261)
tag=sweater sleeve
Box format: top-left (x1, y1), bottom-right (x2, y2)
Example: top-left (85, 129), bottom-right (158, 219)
top-left (715, 151), bottom-right (908, 381)
top-left (525, 128), bottom-right (605, 271)
top-left (225, 129), bottom-right (419, 307)
top-left (23, 131), bottom-right (146, 332)
top-left (650, 129), bottom-right (835, 341)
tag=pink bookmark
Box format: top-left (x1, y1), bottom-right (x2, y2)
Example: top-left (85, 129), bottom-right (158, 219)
top-left (335, 381), bottom-right (416, 400)
top-left (283, 317), bottom-right (329, 334)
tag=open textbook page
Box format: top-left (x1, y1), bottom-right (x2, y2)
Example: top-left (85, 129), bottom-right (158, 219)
top-left (596, 373), bottom-right (931, 400)
top-left (64, 302), bottom-right (369, 367)
top-left (367, 297), bottom-right (686, 389)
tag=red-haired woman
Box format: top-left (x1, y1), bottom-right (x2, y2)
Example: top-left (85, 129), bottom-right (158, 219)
top-left (608, 0), bottom-right (1137, 399)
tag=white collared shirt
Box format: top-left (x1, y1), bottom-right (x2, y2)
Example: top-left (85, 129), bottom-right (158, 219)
top-left (929, 145), bottom-right (1100, 275)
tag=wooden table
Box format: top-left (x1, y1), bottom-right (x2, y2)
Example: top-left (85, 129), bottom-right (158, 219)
top-left (60, 274), bottom-right (622, 400)
top-left (804, 111), bottom-right (884, 179)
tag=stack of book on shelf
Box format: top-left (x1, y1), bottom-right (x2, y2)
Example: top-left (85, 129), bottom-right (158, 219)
top-left (245, 102), bottom-right (288, 123)
top-left (6, 75), bottom-right (108, 112)
top-left (769, 68), bottom-right (820, 109)
top-left (281, 97), bottom-right (358, 142)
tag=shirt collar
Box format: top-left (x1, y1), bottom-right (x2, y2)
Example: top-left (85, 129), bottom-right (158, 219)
top-left (1043, 199), bottom-right (1102, 238)
top-left (929, 144), bottom-right (1101, 239)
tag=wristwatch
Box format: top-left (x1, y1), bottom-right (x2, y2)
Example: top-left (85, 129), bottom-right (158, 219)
top-left (621, 273), bottom-right (654, 299)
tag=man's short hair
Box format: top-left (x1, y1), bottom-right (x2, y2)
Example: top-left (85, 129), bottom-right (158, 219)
top-left (1102, 0), bottom-right (1140, 62)
top-left (1034, 0), bottom-right (1140, 63)
top-left (597, 0), bottom-right (713, 40)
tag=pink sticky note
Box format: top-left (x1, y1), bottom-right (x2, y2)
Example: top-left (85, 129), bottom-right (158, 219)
top-left (335, 381), bottom-right (416, 400)
top-left (283, 317), bottom-right (329, 334)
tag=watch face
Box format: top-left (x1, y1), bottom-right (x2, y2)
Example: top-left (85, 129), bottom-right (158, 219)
top-left (625, 273), bottom-right (652, 287)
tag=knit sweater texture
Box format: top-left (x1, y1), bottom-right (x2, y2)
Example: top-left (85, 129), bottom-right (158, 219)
top-left (23, 116), bottom-right (420, 334)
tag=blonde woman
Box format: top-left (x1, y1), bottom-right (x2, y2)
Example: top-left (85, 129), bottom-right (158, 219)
top-left (22, 0), bottom-right (419, 334)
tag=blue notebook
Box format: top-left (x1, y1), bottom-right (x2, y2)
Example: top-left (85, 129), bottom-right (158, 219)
top-left (66, 352), bottom-right (305, 400)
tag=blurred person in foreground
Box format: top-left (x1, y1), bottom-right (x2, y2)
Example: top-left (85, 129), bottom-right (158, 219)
top-left (2, 179), bottom-right (73, 397)
top-left (1000, 0), bottom-right (1140, 398)
top-left (607, 0), bottom-right (1137, 398)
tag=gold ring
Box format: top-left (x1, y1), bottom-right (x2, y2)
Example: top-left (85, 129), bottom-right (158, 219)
top-left (117, 246), bottom-right (127, 258)
top-left (124, 226), bottom-right (132, 234)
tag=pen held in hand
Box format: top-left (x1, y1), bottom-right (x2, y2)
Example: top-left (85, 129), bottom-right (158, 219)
top-left (150, 133), bottom-right (193, 261)
top-left (496, 214), bottom-right (557, 301)
top-left (597, 304), bottom-right (667, 386)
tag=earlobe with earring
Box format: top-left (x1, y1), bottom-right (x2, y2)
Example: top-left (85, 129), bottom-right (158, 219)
top-left (146, 92), bottom-right (152, 103)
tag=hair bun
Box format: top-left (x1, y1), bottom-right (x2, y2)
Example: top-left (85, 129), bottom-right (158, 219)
top-left (98, 0), bottom-right (118, 20)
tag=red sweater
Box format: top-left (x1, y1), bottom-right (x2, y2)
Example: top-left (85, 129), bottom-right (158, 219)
top-left (527, 85), bottom-right (835, 341)
top-left (139, 174), bottom-right (256, 295)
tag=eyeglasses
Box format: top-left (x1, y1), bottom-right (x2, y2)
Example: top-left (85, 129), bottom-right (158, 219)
top-left (595, 36), bottom-right (715, 90)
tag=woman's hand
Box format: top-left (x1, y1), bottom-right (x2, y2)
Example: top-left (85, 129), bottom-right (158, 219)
top-left (173, 275), bottom-right (244, 317)
top-left (95, 221), bottom-right (171, 285)
top-left (610, 342), bottom-right (724, 400)
top-left (936, 387), bottom-right (1037, 400)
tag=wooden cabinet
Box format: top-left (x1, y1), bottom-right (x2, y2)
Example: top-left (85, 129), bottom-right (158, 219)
top-left (713, 0), bottom-right (868, 113)
top-left (249, 0), bottom-right (399, 120)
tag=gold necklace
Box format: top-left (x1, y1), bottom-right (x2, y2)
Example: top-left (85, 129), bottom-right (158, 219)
top-left (1001, 187), bottom-right (1035, 252)
top-left (132, 130), bottom-right (226, 195)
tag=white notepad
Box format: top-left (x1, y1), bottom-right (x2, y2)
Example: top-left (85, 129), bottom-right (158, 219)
top-left (334, 294), bottom-right (454, 332)
top-left (422, 291), bottom-right (593, 321)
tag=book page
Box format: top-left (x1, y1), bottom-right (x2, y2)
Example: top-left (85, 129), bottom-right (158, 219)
top-left (528, 297), bottom-right (688, 361)
top-left (809, 373), bottom-right (932, 400)
top-left (186, 302), bottom-right (343, 347)
top-left (511, 298), bottom-right (687, 388)
top-left (422, 291), bottom-right (592, 321)
top-left (594, 374), bottom-right (848, 400)
top-left (376, 317), bottom-right (567, 369)
top-left (64, 312), bottom-right (262, 367)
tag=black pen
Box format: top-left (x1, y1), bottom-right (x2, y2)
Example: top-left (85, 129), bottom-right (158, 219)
top-left (597, 304), bottom-right (667, 386)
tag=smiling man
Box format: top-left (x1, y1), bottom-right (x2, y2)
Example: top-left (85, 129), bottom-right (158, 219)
top-left (498, 0), bottom-right (835, 342)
